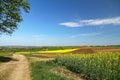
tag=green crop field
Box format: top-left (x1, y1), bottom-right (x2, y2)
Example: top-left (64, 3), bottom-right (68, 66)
top-left (1, 46), bottom-right (120, 80)
top-left (55, 52), bottom-right (120, 80)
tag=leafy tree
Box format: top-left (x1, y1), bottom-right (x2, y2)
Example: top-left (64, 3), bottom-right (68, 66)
top-left (0, 0), bottom-right (30, 35)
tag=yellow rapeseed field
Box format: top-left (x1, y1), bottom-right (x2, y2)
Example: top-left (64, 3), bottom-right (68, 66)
top-left (38, 48), bottom-right (77, 53)
top-left (16, 48), bottom-right (77, 54)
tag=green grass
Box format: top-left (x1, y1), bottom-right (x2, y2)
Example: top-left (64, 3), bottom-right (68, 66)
top-left (31, 61), bottom-right (70, 80)
top-left (0, 46), bottom-right (76, 52)
top-left (0, 52), bottom-right (12, 56)
top-left (0, 51), bottom-right (13, 56)
top-left (55, 52), bottom-right (120, 80)
top-left (0, 51), bottom-right (14, 62)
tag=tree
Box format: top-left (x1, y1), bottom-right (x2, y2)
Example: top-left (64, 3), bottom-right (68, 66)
top-left (0, 0), bottom-right (30, 35)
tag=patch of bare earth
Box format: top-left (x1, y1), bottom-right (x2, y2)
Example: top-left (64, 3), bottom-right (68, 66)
top-left (29, 57), bottom-right (54, 62)
top-left (94, 48), bottom-right (120, 52)
top-left (32, 53), bottom-right (57, 57)
top-left (50, 66), bottom-right (84, 80)
top-left (69, 48), bottom-right (95, 54)
top-left (68, 47), bottom-right (120, 54)
top-left (0, 54), bottom-right (31, 80)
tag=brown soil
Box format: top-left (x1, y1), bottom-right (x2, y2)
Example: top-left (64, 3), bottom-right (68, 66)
top-left (0, 54), bottom-right (31, 80)
top-left (93, 47), bottom-right (120, 52)
top-left (29, 57), bottom-right (54, 62)
top-left (33, 53), bottom-right (57, 57)
top-left (68, 47), bottom-right (120, 54)
top-left (70, 48), bottom-right (95, 54)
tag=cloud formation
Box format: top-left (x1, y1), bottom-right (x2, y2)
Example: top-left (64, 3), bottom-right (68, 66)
top-left (60, 22), bottom-right (80, 27)
top-left (70, 32), bottom-right (102, 38)
top-left (60, 16), bottom-right (120, 27)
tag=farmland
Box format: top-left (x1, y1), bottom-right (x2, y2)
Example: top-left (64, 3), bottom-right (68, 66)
top-left (15, 48), bottom-right (77, 54)
top-left (0, 46), bottom-right (120, 80)
top-left (55, 52), bottom-right (120, 80)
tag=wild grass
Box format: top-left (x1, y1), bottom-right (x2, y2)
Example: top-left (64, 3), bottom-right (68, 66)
top-left (0, 51), bottom-right (13, 56)
top-left (31, 61), bottom-right (71, 80)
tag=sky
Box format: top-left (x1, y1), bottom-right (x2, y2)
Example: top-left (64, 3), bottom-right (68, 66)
top-left (1, 0), bottom-right (120, 46)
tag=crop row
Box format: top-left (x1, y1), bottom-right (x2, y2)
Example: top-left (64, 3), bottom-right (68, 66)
top-left (55, 52), bottom-right (120, 80)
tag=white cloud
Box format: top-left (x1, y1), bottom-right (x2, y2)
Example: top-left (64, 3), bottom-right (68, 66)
top-left (59, 22), bottom-right (80, 27)
top-left (60, 16), bottom-right (120, 27)
top-left (70, 32), bottom-right (102, 38)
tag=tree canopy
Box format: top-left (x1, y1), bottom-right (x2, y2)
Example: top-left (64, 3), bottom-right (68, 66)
top-left (0, 0), bottom-right (30, 35)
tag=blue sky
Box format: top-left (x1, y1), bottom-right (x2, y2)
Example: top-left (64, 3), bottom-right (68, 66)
top-left (1, 0), bottom-right (120, 46)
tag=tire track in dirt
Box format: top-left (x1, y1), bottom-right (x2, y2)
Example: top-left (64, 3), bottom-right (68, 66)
top-left (0, 54), bottom-right (31, 80)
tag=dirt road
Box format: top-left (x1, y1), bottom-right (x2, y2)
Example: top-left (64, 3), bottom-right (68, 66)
top-left (0, 54), bottom-right (31, 80)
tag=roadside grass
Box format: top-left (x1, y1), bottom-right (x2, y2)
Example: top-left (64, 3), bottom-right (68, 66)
top-left (31, 61), bottom-right (72, 80)
top-left (0, 51), bottom-right (13, 56)
top-left (0, 51), bottom-right (14, 62)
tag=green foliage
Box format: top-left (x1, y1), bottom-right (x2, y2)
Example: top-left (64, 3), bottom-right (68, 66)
top-left (0, 49), bottom-right (13, 56)
top-left (0, 0), bottom-right (30, 34)
top-left (31, 61), bottom-right (69, 80)
top-left (0, 46), bottom-right (76, 52)
top-left (55, 52), bottom-right (120, 80)
top-left (45, 46), bottom-right (75, 50)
